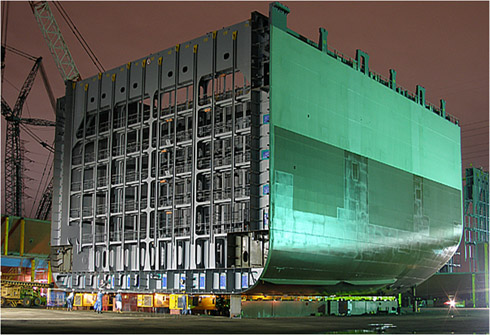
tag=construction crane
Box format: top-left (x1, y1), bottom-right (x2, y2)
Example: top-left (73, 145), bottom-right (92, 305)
top-left (29, 1), bottom-right (81, 82)
top-left (2, 1), bottom-right (103, 219)
top-left (1, 57), bottom-right (56, 217)
top-left (28, 0), bottom-right (86, 219)
top-left (30, 0), bottom-right (105, 219)
top-left (35, 179), bottom-right (53, 220)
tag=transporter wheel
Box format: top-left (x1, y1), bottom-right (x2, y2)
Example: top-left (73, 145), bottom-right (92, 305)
top-left (23, 296), bottom-right (33, 308)
top-left (34, 297), bottom-right (41, 306)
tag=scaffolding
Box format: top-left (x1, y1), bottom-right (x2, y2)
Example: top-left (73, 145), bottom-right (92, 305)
top-left (463, 167), bottom-right (489, 272)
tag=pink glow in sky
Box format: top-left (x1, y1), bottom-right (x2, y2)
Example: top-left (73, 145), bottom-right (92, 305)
top-left (1, 1), bottom-right (488, 217)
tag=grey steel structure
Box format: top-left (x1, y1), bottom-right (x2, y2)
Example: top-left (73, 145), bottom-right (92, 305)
top-left (51, 3), bottom-right (463, 295)
top-left (51, 12), bottom-right (270, 293)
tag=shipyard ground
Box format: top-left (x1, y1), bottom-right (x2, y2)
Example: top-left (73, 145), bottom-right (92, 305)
top-left (1, 307), bottom-right (489, 334)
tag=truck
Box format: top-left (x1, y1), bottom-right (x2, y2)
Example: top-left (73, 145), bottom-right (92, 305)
top-left (1, 279), bottom-right (52, 307)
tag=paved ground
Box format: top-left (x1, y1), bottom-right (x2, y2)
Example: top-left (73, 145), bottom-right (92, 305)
top-left (1, 307), bottom-right (488, 334)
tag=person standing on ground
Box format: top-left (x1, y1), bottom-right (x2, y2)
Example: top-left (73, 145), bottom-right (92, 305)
top-left (182, 295), bottom-right (188, 315)
top-left (66, 290), bottom-right (74, 311)
top-left (115, 291), bottom-right (123, 313)
top-left (92, 291), bottom-right (98, 312)
top-left (95, 289), bottom-right (104, 314)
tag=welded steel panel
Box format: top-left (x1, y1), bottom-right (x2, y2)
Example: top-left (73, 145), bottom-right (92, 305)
top-left (160, 48), bottom-right (176, 90)
top-left (113, 66), bottom-right (128, 105)
top-left (178, 40), bottom-right (196, 85)
top-left (129, 57), bottom-right (144, 100)
top-left (261, 24), bottom-right (463, 294)
top-left (100, 71), bottom-right (115, 110)
top-left (144, 54), bottom-right (160, 96)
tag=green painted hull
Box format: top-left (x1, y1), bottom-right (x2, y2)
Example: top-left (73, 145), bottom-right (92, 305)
top-left (256, 26), bottom-right (463, 294)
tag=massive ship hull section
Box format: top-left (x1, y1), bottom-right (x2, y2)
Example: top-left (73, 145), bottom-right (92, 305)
top-left (51, 7), bottom-right (462, 295)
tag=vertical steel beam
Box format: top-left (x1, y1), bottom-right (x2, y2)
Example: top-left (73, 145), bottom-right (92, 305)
top-left (76, 83), bottom-right (92, 271)
top-left (138, 59), bottom-right (147, 272)
top-left (440, 99), bottom-right (446, 118)
top-left (209, 31), bottom-right (217, 269)
top-left (121, 62), bottom-right (132, 272)
top-left (47, 260), bottom-right (52, 284)
top-left (318, 28), bottom-right (328, 53)
top-left (154, 56), bottom-right (163, 271)
top-left (191, 44), bottom-right (199, 270)
top-left (93, 73), bottom-right (104, 269)
top-left (171, 45), bottom-right (180, 270)
top-left (416, 85), bottom-right (426, 106)
top-left (105, 73), bottom-right (116, 273)
top-left (390, 69), bottom-right (396, 91)
top-left (31, 259), bottom-right (36, 282)
top-left (4, 216), bottom-right (9, 255)
top-left (472, 272), bottom-right (476, 308)
top-left (412, 286), bottom-right (417, 312)
top-left (62, 84), bottom-right (76, 254)
top-left (485, 242), bottom-right (489, 307)
top-left (20, 218), bottom-right (25, 256)
top-left (231, 31), bottom-right (237, 235)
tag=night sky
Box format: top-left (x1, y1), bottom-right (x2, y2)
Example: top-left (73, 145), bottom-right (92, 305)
top-left (1, 1), bottom-right (488, 217)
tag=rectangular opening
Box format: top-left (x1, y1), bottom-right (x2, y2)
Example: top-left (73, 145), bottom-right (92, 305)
top-left (112, 133), bottom-right (125, 157)
top-left (214, 72), bottom-right (233, 101)
top-left (352, 162), bottom-right (359, 181)
top-left (98, 138), bottom-right (109, 160)
top-left (199, 77), bottom-right (212, 105)
top-left (109, 217), bottom-right (122, 242)
top-left (95, 192), bottom-right (107, 215)
top-left (127, 101), bottom-right (140, 125)
top-left (71, 169), bottom-right (82, 192)
top-left (196, 206), bottom-right (210, 236)
top-left (124, 215), bottom-right (137, 241)
top-left (158, 210), bottom-right (172, 238)
top-left (113, 105), bottom-right (126, 129)
top-left (70, 194), bottom-right (80, 218)
top-left (110, 187), bottom-right (123, 213)
top-left (176, 85), bottom-right (193, 112)
top-left (158, 180), bottom-right (173, 208)
top-left (82, 194), bottom-right (93, 217)
top-left (81, 220), bottom-right (92, 243)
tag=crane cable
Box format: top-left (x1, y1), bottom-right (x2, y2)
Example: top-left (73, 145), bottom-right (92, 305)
top-left (1, 0), bottom-right (10, 84)
top-left (19, 123), bottom-right (55, 153)
top-left (3, 44), bottom-right (57, 114)
top-left (29, 150), bottom-right (52, 217)
top-left (51, 1), bottom-right (105, 73)
top-left (1, 1), bottom-right (9, 44)
top-left (3, 44), bottom-right (37, 62)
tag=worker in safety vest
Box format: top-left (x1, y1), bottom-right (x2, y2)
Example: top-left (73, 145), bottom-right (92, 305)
top-left (95, 289), bottom-right (103, 314)
top-left (66, 290), bottom-right (74, 311)
top-left (115, 291), bottom-right (123, 313)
